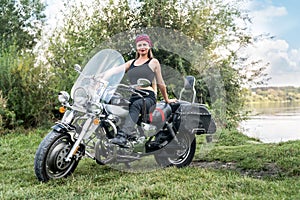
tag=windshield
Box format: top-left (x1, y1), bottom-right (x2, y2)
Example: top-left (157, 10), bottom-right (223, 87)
top-left (71, 49), bottom-right (125, 103)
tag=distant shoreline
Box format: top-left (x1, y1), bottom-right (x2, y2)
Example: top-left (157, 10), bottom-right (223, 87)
top-left (246, 100), bottom-right (300, 104)
top-left (244, 86), bottom-right (300, 103)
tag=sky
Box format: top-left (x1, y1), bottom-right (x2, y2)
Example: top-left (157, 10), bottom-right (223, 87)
top-left (43, 0), bottom-right (300, 87)
top-left (245, 0), bottom-right (300, 87)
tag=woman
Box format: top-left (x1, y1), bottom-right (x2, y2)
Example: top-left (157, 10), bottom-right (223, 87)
top-left (111, 34), bottom-right (176, 147)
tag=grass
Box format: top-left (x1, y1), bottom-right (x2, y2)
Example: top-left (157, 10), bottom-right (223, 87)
top-left (195, 129), bottom-right (300, 177)
top-left (0, 128), bottom-right (299, 199)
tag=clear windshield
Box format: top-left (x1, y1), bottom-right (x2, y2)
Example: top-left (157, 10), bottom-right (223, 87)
top-left (71, 49), bottom-right (125, 103)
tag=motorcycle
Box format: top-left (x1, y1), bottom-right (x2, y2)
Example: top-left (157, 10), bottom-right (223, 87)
top-left (34, 49), bottom-right (216, 182)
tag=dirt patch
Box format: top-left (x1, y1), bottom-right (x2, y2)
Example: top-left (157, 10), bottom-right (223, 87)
top-left (191, 161), bottom-right (284, 179)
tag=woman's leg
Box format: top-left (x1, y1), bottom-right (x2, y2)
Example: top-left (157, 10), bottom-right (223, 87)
top-left (121, 97), bottom-right (156, 135)
top-left (111, 97), bottom-right (156, 147)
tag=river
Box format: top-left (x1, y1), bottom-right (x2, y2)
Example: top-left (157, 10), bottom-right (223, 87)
top-left (239, 101), bottom-right (300, 143)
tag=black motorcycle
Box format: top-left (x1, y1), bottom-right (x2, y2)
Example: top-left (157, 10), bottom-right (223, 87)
top-left (34, 49), bottom-right (216, 182)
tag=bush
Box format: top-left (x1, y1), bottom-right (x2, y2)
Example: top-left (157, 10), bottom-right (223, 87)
top-left (0, 90), bottom-right (17, 133)
top-left (0, 45), bottom-right (57, 128)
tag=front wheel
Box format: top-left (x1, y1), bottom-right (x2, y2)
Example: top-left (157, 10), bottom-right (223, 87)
top-left (34, 130), bottom-right (81, 182)
top-left (154, 134), bottom-right (196, 168)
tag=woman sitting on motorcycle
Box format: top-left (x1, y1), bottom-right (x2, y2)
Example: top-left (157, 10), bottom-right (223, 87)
top-left (111, 34), bottom-right (176, 147)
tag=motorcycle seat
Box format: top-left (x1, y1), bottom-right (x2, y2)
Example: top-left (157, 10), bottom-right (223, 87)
top-left (169, 100), bottom-right (190, 113)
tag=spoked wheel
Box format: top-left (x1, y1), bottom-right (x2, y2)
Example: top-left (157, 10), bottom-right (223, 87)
top-left (154, 133), bottom-right (196, 168)
top-left (34, 130), bottom-right (81, 182)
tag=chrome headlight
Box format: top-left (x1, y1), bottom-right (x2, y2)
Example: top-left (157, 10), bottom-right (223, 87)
top-left (87, 102), bottom-right (103, 115)
top-left (58, 91), bottom-right (70, 103)
top-left (73, 87), bottom-right (89, 106)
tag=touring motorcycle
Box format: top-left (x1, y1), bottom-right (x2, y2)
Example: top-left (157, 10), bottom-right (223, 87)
top-left (34, 49), bottom-right (216, 182)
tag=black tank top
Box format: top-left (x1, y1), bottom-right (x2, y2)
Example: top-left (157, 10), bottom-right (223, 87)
top-left (127, 59), bottom-right (155, 85)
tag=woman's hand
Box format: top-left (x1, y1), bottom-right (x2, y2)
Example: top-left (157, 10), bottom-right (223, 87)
top-left (166, 99), bottom-right (177, 104)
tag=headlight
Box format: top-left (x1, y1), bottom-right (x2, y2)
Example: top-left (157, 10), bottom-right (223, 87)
top-left (87, 102), bottom-right (103, 115)
top-left (58, 91), bottom-right (70, 103)
top-left (73, 87), bottom-right (89, 106)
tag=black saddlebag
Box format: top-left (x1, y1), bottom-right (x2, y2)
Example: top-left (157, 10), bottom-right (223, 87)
top-left (149, 103), bottom-right (172, 128)
top-left (174, 103), bottom-right (216, 134)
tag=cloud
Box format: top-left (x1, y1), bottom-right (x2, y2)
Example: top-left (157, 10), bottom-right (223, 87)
top-left (268, 72), bottom-right (300, 86)
top-left (244, 37), bottom-right (300, 84)
top-left (245, 0), bottom-right (300, 86)
top-left (249, 4), bottom-right (288, 35)
top-left (252, 5), bottom-right (287, 18)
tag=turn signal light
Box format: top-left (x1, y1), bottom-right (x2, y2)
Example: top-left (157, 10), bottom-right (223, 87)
top-left (93, 118), bottom-right (100, 125)
top-left (59, 107), bottom-right (66, 113)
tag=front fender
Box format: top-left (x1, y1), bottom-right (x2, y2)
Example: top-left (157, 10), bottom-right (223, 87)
top-left (52, 123), bottom-right (77, 142)
top-left (52, 123), bottom-right (75, 134)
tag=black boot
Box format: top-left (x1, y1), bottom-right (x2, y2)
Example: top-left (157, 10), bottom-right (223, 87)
top-left (111, 131), bottom-right (129, 148)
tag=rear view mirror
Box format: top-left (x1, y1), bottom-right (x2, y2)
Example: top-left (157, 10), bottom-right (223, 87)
top-left (137, 78), bottom-right (151, 87)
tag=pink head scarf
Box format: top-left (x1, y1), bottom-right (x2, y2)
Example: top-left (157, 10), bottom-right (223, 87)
top-left (135, 34), bottom-right (153, 48)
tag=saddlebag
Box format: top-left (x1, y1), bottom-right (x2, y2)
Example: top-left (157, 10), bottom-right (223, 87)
top-left (149, 103), bottom-right (172, 129)
top-left (174, 103), bottom-right (216, 134)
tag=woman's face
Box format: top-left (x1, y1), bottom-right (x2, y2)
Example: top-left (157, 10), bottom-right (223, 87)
top-left (136, 40), bottom-right (150, 56)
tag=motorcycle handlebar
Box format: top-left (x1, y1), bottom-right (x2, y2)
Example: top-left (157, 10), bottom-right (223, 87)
top-left (116, 84), bottom-right (149, 97)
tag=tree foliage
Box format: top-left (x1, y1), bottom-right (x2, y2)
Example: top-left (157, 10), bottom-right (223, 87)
top-left (245, 87), bottom-right (300, 102)
top-left (45, 0), bottom-right (264, 127)
top-left (0, 0), bottom-right (47, 129)
top-left (0, 0), bottom-right (46, 50)
top-left (0, 44), bottom-right (56, 129)
top-left (1, 0), bottom-right (268, 129)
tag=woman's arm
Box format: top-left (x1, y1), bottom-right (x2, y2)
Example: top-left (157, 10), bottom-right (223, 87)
top-left (124, 59), bottom-right (134, 72)
top-left (100, 59), bottom-right (133, 80)
top-left (152, 59), bottom-right (176, 103)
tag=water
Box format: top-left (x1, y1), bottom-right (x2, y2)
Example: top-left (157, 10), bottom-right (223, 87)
top-left (239, 102), bottom-right (300, 143)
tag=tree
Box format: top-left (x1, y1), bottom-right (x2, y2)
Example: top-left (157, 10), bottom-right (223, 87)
top-left (44, 0), bottom-right (267, 128)
top-left (0, 0), bottom-right (48, 128)
top-left (46, 0), bottom-right (136, 91)
top-left (0, 0), bottom-right (46, 50)
top-left (134, 0), bottom-right (262, 127)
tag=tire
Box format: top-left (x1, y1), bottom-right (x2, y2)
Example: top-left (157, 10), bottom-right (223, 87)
top-left (154, 134), bottom-right (196, 168)
top-left (34, 130), bottom-right (80, 182)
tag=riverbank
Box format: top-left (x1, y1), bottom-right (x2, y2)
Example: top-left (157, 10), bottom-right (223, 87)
top-left (239, 101), bottom-right (300, 143)
top-left (244, 86), bottom-right (300, 103)
top-left (0, 128), bottom-right (299, 199)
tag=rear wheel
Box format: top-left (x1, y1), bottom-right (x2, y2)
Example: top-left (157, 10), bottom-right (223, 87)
top-left (34, 130), bottom-right (81, 182)
top-left (154, 133), bottom-right (196, 168)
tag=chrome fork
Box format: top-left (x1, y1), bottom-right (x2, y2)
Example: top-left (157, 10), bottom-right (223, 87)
top-left (65, 117), bottom-right (93, 162)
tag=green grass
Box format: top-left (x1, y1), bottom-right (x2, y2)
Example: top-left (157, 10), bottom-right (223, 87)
top-left (196, 129), bottom-right (300, 177)
top-left (0, 128), bottom-right (299, 199)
